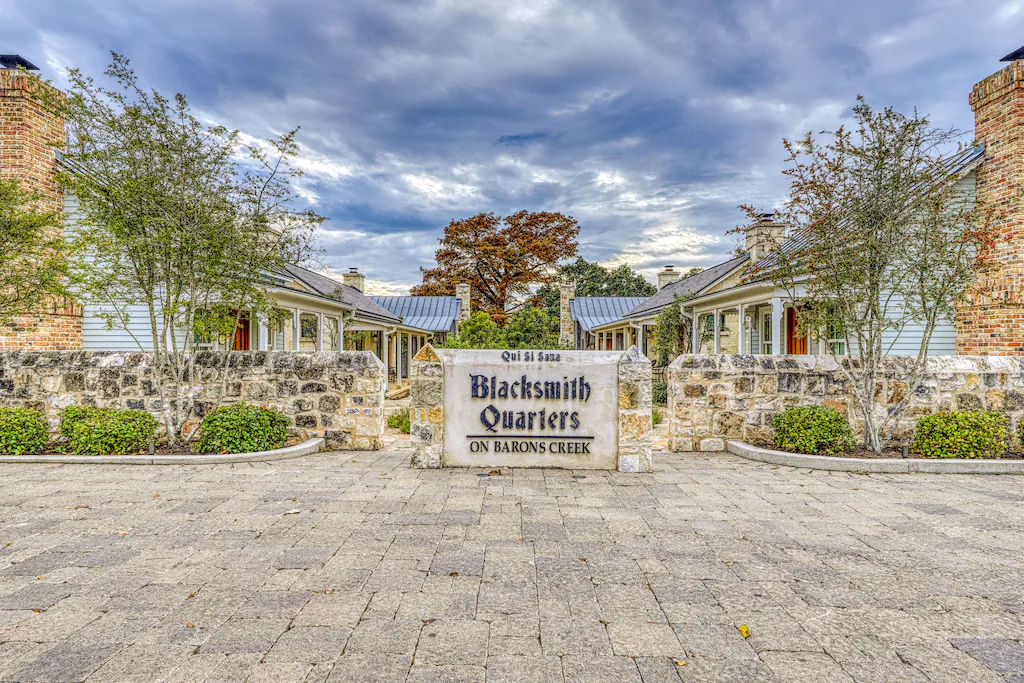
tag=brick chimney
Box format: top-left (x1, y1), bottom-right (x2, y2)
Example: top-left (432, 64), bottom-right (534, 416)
top-left (455, 283), bottom-right (471, 322)
top-left (744, 213), bottom-right (785, 264)
top-left (957, 52), bottom-right (1024, 354)
top-left (657, 266), bottom-right (680, 290)
top-left (342, 267), bottom-right (365, 292)
top-left (558, 284), bottom-right (575, 348)
top-left (0, 56), bottom-right (83, 351)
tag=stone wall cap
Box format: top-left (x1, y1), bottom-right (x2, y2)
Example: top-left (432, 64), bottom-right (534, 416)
top-left (668, 353), bottom-right (1024, 374)
top-left (0, 438), bottom-right (325, 466)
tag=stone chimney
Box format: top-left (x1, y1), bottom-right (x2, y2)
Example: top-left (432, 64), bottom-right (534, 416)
top-left (745, 213), bottom-right (785, 264)
top-left (657, 266), bottom-right (681, 290)
top-left (455, 283), bottom-right (471, 322)
top-left (558, 284), bottom-right (575, 348)
top-left (0, 56), bottom-right (83, 351)
top-left (342, 267), bottom-right (365, 292)
top-left (957, 50), bottom-right (1024, 354)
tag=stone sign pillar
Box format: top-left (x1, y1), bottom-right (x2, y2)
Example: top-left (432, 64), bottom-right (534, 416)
top-left (558, 284), bottom-right (575, 348)
top-left (455, 283), bottom-right (471, 323)
top-left (410, 344), bottom-right (652, 472)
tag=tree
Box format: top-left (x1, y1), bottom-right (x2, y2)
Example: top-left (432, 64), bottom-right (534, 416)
top-left (0, 178), bottom-right (69, 323)
top-left (47, 54), bottom-right (323, 444)
top-left (538, 257), bottom-right (656, 319)
top-left (503, 306), bottom-right (561, 349)
top-left (413, 211), bottom-right (580, 324)
top-left (441, 311), bottom-right (508, 349)
top-left (741, 97), bottom-right (998, 452)
top-left (650, 296), bottom-right (691, 365)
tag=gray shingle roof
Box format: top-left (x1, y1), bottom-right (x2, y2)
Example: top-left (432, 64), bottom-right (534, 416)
top-left (625, 255), bottom-right (749, 318)
top-left (570, 297), bottom-right (649, 331)
top-left (280, 264), bottom-right (401, 325)
top-left (753, 144), bottom-right (987, 274)
top-left (369, 296), bottom-right (461, 333)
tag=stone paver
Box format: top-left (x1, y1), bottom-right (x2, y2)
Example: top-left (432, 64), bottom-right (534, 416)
top-left (0, 445), bottom-right (1019, 681)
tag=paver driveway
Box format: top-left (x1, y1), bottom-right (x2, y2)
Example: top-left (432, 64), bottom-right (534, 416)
top-left (0, 445), bottom-right (1021, 682)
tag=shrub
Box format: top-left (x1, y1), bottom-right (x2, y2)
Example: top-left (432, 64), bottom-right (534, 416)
top-left (59, 406), bottom-right (158, 455)
top-left (196, 403), bottom-right (289, 454)
top-left (913, 411), bottom-right (1008, 459)
top-left (652, 406), bottom-right (665, 426)
top-left (387, 407), bottom-right (411, 434)
top-left (771, 405), bottom-right (853, 455)
top-left (0, 407), bottom-right (49, 455)
top-left (652, 381), bottom-right (668, 407)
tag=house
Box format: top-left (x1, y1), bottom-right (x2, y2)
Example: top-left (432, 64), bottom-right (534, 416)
top-left (559, 259), bottom-right (749, 356)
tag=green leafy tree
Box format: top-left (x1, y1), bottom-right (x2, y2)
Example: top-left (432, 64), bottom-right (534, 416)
top-left (651, 296), bottom-right (691, 365)
top-left (0, 178), bottom-right (69, 323)
top-left (42, 54), bottom-right (324, 444)
top-left (539, 257), bottom-right (656, 318)
top-left (741, 97), bottom-right (999, 451)
top-left (504, 306), bottom-right (561, 349)
top-left (441, 311), bottom-right (508, 349)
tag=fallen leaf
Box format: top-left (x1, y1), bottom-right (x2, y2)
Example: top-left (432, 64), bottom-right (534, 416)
top-left (673, 659), bottom-right (687, 667)
top-left (35, 576), bottom-right (43, 580)
top-left (75, 505), bottom-right (89, 510)
top-left (186, 621), bottom-right (195, 629)
top-left (284, 509), bottom-right (300, 515)
top-left (738, 624), bottom-right (750, 638)
top-left (323, 588), bottom-right (335, 594)
top-left (63, 505), bottom-right (72, 509)
top-left (154, 494), bottom-right (160, 499)
top-left (488, 469), bottom-right (502, 476)
top-left (31, 609), bottom-right (42, 613)
top-left (116, 530), bottom-right (129, 535)
top-left (449, 572), bottom-right (458, 577)
top-left (187, 590), bottom-right (200, 599)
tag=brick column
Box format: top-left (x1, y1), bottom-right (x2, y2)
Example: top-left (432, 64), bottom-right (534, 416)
top-left (558, 284), bottom-right (575, 348)
top-left (0, 68), bottom-right (83, 350)
top-left (409, 344), bottom-right (444, 468)
top-left (617, 345), bottom-right (653, 472)
top-left (957, 60), bottom-right (1024, 354)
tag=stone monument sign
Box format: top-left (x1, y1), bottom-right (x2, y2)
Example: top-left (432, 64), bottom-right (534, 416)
top-left (410, 345), bottom-right (652, 472)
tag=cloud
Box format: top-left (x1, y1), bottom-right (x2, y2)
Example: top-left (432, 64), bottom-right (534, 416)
top-left (3, 0), bottom-right (1017, 291)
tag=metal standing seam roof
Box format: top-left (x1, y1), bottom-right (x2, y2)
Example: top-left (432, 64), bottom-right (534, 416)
top-left (369, 296), bottom-right (461, 332)
top-left (570, 297), bottom-right (649, 331)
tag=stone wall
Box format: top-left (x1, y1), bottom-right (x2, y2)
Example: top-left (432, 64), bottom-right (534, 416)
top-left (668, 354), bottom-right (1024, 452)
top-left (0, 350), bottom-right (386, 450)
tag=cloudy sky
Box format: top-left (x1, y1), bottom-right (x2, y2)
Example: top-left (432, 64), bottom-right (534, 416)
top-left (4, 0), bottom-right (1023, 293)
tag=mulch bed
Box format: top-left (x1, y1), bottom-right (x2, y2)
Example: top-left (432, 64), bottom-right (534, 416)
top-left (28, 435), bottom-right (305, 457)
top-left (759, 443), bottom-right (1024, 460)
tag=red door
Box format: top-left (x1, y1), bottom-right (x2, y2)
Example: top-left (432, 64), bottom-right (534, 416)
top-left (232, 314), bottom-right (250, 351)
top-left (786, 308), bottom-right (807, 354)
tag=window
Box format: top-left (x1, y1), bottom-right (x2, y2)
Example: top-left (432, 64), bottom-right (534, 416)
top-left (825, 322), bottom-right (845, 355)
top-left (761, 310), bottom-right (772, 354)
top-left (325, 317), bottom-right (341, 352)
top-left (300, 313), bottom-right (319, 351)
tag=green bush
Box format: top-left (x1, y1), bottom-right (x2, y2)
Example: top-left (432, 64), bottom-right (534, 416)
top-left (387, 407), bottom-right (411, 434)
top-left (771, 405), bottom-right (853, 455)
top-left (652, 406), bottom-right (665, 426)
top-left (59, 406), bottom-right (158, 455)
top-left (0, 407), bottom-right (49, 455)
top-left (196, 403), bottom-right (289, 454)
top-left (913, 411), bottom-right (1008, 459)
top-left (652, 381), bottom-right (668, 406)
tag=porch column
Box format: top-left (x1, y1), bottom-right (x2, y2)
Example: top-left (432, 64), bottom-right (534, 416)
top-left (402, 332), bottom-right (408, 381)
top-left (292, 309), bottom-right (301, 351)
top-left (771, 297), bottom-right (783, 355)
top-left (692, 312), bottom-right (700, 353)
top-left (382, 331), bottom-right (390, 384)
top-left (316, 312), bottom-right (325, 351)
top-left (712, 308), bottom-right (720, 354)
top-left (638, 326), bottom-right (646, 356)
top-left (256, 318), bottom-right (268, 351)
top-left (737, 304), bottom-right (746, 354)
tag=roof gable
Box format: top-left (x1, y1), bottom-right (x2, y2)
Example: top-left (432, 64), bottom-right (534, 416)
top-left (625, 254), bottom-right (750, 318)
